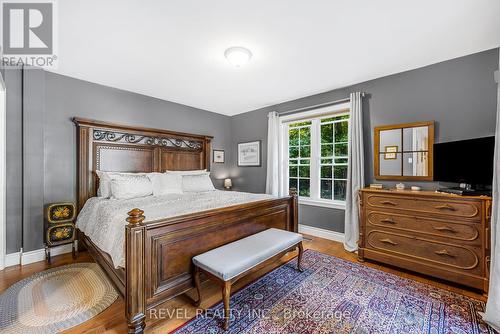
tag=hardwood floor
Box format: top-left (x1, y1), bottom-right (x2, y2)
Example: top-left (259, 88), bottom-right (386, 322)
top-left (0, 235), bottom-right (486, 334)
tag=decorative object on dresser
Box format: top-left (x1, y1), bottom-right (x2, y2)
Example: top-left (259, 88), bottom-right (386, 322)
top-left (224, 178), bottom-right (232, 190)
top-left (374, 121), bottom-right (434, 181)
top-left (44, 202), bottom-right (77, 264)
top-left (213, 149), bottom-right (225, 163)
top-left (358, 188), bottom-right (491, 293)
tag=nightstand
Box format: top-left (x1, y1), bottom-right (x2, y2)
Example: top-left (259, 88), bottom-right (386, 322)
top-left (44, 202), bottom-right (77, 264)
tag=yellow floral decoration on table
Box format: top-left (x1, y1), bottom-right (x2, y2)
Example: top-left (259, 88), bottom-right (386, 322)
top-left (53, 227), bottom-right (71, 240)
top-left (53, 206), bottom-right (71, 219)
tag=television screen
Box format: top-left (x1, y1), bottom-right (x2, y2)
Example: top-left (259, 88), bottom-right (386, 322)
top-left (433, 136), bottom-right (495, 186)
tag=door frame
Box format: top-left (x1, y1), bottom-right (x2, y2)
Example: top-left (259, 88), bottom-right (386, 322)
top-left (0, 72), bottom-right (6, 270)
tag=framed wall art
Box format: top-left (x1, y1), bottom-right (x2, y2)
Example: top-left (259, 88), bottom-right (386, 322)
top-left (237, 140), bottom-right (261, 167)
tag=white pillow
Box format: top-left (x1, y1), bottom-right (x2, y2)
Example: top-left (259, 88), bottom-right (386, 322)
top-left (182, 173), bottom-right (216, 192)
top-left (147, 173), bottom-right (183, 195)
top-left (110, 174), bottom-right (153, 199)
top-left (96, 171), bottom-right (146, 198)
top-left (166, 169), bottom-right (207, 175)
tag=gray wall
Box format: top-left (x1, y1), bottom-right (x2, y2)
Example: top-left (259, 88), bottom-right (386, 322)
top-left (5, 70), bottom-right (232, 253)
top-left (230, 48), bottom-right (500, 233)
top-left (5, 69), bottom-right (23, 253)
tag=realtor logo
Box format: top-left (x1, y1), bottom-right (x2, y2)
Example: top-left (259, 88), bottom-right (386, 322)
top-left (3, 2), bottom-right (53, 54)
top-left (1, 1), bottom-right (57, 68)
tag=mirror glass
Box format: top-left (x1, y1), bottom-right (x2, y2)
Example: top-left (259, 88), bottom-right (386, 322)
top-left (375, 122), bottom-right (434, 180)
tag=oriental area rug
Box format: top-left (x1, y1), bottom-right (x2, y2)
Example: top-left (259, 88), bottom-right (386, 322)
top-left (172, 250), bottom-right (495, 334)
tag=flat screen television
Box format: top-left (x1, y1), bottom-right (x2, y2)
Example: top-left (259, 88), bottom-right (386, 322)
top-left (433, 136), bottom-right (495, 186)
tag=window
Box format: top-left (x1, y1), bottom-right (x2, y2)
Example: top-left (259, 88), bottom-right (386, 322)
top-left (281, 103), bottom-right (350, 209)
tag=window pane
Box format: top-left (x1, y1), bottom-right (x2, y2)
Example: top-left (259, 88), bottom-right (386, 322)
top-left (290, 121), bottom-right (311, 127)
top-left (321, 114), bottom-right (349, 123)
top-left (334, 180), bottom-right (347, 201)
top-left (320, 180), bottom-right (332, 199)
top-left (300, 159), bottom-right (310, 165)
top-left (299, 165), bottom-right (310, 178)
top-left (335, 143), bottom-right (348, 156)
top-left (289, 178), bottom-right (298, 191)
top-left (299, 179), bottom-right (310, 197)
top-left (321, 166), bottom-right (332, 178)
top-left (334, 165), bottom-right (348, 179)
top-left (289, 146), bottom-right (299, 158)
top-left (289, 159), bottom-right (298, 165)
top-left (321, 124), bottom-right (333, 143)
top-left (335, 158), bottom-right (348, 164)
top-left (321, 158), bottom-right (333, 164)
top-left (289, 165), bottom-right (298, 177)
top-left (321, 144), bottom-right (333, 157)
top-left (335, 122), bottom-right (348, 142)
top-left (300, 146), bottom-right (310, 158)
top-left (289, 129), bottom-right (299, 146)
top-left (299, 127), bottom-right (311, 145)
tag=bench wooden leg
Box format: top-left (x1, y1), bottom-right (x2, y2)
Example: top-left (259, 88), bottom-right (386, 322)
top-left (222, 281), bottom-right (232, 330)
top-left (297, 241), bottom-right (304, 272)
top-left (193, 266), bottom-right (202, 307)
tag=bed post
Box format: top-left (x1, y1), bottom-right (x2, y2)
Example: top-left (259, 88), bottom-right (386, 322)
top-left (289, 188), bottom-right (299, 232)
top-left (125, 208), bottom-right (147, 334)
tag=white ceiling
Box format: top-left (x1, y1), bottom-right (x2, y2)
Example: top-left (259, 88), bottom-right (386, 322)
top-left (52, 0), bottom-right (500, 116)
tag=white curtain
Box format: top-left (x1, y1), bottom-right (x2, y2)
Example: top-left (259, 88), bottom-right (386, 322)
top-left (483, 58), bottom-right (500, 331)
top-left (266, 111), bottom-right (281, 196)
top-left (344, 92), bottom-right (365, 252)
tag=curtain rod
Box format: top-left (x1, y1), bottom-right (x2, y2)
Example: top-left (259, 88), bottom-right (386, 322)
top-left (278, 93), bottom-right (365, 116)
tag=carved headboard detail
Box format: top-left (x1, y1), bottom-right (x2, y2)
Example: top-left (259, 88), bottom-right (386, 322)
top-left (73, 118), bottom-right (213, 211)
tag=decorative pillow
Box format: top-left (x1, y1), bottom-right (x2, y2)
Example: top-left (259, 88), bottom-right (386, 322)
top-left (166, 169), bottom-right (207, 175)
top-left (182, 172), bottom-right (216, 192)
top-left (147, 173), bottom-right (183, 196)
top-left (109, 174), bottom-right (153, 199)
top-left (96, 171), bottom-right (146, 198)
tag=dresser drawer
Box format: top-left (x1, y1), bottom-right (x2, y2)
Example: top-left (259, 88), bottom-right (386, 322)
top-left (366, 211), bottom-right (480, 242)
top-left (366, 230), bottom-right (481, 273)
top-left (366, 194), bottom-right (480, 218)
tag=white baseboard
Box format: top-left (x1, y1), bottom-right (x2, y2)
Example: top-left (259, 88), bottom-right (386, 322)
top-left (4, 244), bottom-right (73, 268)
top-left (298, 224), bottom-right (345, 243)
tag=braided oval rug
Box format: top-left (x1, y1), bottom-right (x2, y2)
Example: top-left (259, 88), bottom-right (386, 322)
top-left (0, 262), bottom-right (118, 333)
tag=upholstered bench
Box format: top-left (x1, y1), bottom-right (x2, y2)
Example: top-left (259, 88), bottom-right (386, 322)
top-left (192, 228), bottom-right (304, 330)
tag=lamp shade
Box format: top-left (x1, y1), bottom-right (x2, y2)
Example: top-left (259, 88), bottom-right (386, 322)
top-left (224, 178), bottom-right (232, 188)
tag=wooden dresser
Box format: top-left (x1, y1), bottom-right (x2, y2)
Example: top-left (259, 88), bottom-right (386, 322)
top-left (358, 188), bottom-right (491, 293)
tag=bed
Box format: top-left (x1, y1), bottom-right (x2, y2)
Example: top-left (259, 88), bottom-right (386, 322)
top-left (73, 118), bottom-right (298, 333)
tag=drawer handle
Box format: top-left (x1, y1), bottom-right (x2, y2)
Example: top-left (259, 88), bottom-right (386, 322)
top-left (380, 238), bottom-right (398, 246)
top-left (380, 200), bottom-right (398, 206)
top-left (380, 218), bottom-right (396, 224)
top-left (432, 225), bottom-right (456, 233)
top-left (434, 204), bottom-right (456, 211)
top-left (434, 249), bottom-right (455, 257)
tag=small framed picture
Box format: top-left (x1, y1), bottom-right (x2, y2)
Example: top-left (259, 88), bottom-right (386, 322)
top-left (238, 140), bottom-right (261, 167)
top-left (213, 150), bottom-right (225, 163)
top-left (384, 146), bottom-right (398, 160)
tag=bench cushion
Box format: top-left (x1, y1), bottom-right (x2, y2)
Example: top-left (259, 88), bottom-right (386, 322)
top-left (192, 228), bottom-right (303, 281)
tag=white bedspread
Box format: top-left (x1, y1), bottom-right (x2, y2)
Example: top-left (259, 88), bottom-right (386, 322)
top-left (76, 190), bottom-right (274, 268)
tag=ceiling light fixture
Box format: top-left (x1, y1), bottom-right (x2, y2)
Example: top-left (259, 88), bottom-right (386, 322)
top-left (224, 46), bottom-right (252, 67)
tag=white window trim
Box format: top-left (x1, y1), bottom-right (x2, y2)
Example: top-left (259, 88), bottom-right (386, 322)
top-left (279, 102), bottom-right (350, 210)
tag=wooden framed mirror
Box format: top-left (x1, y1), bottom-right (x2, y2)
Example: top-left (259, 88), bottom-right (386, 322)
top-left (374, 121), bottom-right (434, 181)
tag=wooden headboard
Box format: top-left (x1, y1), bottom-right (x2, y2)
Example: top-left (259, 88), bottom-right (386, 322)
top-left (73, 118), bottom-right (213, 210)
